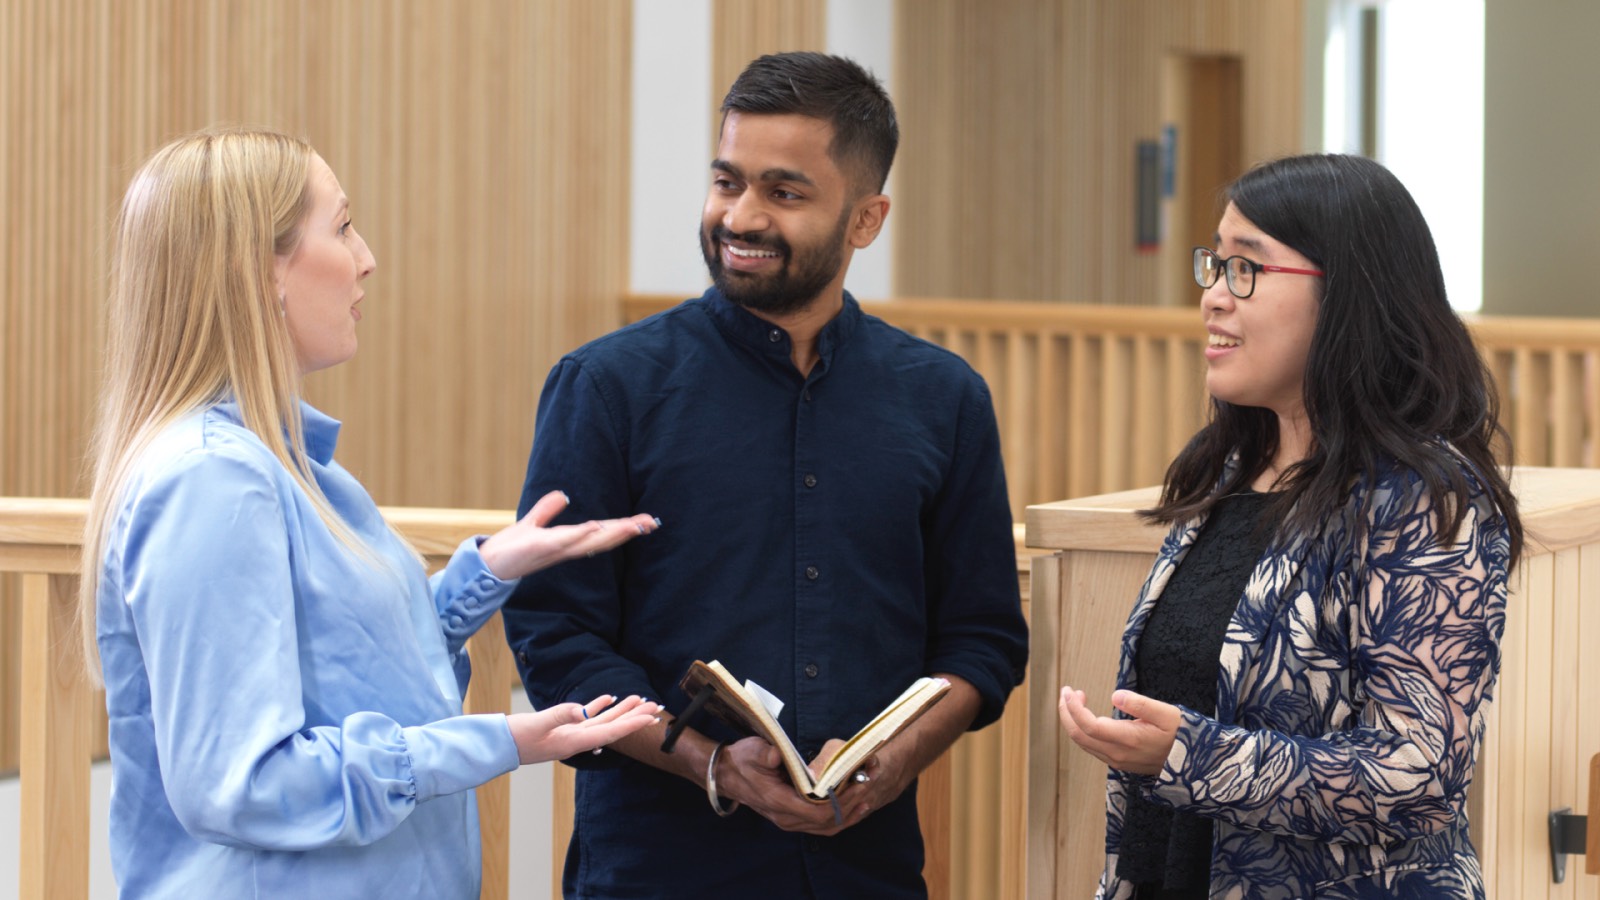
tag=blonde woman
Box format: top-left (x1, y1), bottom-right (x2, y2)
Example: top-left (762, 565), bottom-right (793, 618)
top-left (81, 128), bottom-right (661, 898)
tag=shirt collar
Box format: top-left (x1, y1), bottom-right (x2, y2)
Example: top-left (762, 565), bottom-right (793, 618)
top-left (299, 401), bottom-right (342, 464)
top-left (211, 397), bottom-right (342, 465)
top-left (696, 286), bottom-right (862, 370)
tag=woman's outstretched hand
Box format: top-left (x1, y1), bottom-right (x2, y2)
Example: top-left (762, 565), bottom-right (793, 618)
top-left (478, 490), bottom-right (659, 580)
top-left (1057, 685), bottom-right (1181, 776)
top-left (508, 694), bottom-right (663, 765)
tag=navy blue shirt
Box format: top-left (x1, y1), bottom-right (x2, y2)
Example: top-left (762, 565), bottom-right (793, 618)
top-left (504, 288), bottom-right (1028, 899)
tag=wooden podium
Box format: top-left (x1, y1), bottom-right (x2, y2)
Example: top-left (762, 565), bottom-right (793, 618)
top-left (1022, 468), bottom-right (1600, 899)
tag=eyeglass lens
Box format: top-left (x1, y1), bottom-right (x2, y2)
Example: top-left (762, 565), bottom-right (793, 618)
top-left (1192, 248), bottom-right (1254, 298)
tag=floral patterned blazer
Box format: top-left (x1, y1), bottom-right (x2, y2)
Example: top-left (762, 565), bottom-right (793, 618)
top-left (1096, 458), bottom-right (1512, 899)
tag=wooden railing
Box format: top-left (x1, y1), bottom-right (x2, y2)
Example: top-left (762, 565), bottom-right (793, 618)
top-left (1, 499), bottom-right (1033, 900)
top-left (625, 295), bottom-right (1600, 519)
top-left (11, 298), bottom-right (1600, 897)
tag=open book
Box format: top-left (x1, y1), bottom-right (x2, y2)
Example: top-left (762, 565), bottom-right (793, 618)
top-left (677, 659), bottom-right (951, 803)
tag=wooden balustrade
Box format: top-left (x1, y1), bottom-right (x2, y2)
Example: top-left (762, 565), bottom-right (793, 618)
top-left (1, 498), bottom-right (1034, 900)
top-left (626, 295), bottom-right (1600, 519)
top-left (10, 297), bottom-right (1600, 897)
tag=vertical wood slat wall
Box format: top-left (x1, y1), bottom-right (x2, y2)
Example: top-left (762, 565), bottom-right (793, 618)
top-left (711, 0), bottom-right (826, 142)
top-left (893, 0), bottom-right (1302, 306)
top-left (0, 0), bottom-right (632, 769)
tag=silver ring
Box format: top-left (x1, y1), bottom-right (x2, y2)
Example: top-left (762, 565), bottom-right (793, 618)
top-left (853, 770), bottom-right (870, 784)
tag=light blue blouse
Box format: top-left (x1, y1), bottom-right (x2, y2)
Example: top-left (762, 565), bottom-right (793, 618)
top-left (96, 401), bottom-right (521, 899)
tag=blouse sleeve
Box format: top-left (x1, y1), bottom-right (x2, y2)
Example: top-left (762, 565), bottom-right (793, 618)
top-left (428, 537), bottom-right (518, 694)
top-left (112, 444), bottom-right (519, 851)
top-left (1143, 469), bottom-right (1511, 844)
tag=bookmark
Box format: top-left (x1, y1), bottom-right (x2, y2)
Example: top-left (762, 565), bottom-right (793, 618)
top-left (660, 683), bottom-right (716, 753)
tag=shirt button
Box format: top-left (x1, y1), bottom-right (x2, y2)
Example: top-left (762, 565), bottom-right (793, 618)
top-left (767, 328), bottom-right (782, 343)
top-left (804, 663), bottom-right (819, 678)
top-left (517, 651), bottom-right (531, 667)
top-left (803, 473), bottom-right (818, 488)
top-left (804, 565), bottom-right (819, 580)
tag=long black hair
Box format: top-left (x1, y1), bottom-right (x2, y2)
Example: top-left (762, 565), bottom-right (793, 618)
top-left (1146, 154), bottom-right (1522, 564)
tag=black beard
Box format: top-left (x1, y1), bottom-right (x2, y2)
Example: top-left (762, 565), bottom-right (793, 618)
top-left (699, 211), bottom-right (849, 316)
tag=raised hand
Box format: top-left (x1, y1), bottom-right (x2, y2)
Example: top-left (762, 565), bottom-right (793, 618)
top-left (478, 490), bottom-right (659, 580)
top-left (508, 694), bottom-right (663, 765)
top-left (1057, 685), bottom-right (1181, 776)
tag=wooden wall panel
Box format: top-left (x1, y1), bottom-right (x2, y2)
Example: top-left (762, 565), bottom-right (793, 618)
top-left (894, 0), bottom-right (1303, 305)
top-left (711, 0), bottom-right (826, 138)
top-left (0, 0), bottom-right (631, 770)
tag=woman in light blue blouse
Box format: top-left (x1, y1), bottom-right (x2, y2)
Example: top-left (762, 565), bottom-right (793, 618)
top-left (1059, 155), bottom-right (1523, 898)
top-left (78, 128), bottom-right (663, 899)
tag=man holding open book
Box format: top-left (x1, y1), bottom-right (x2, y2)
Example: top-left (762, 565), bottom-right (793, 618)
top-left (503, 51), bottom-right (1029, 899)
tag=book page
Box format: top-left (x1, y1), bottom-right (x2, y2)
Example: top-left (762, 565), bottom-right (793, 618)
top-left (815, 677), bottom-right (950, 790)
top-left (743, 678), bottom-right (785, 720)
top-left (703, 661), bottom-right (814, 792)
top-left (687, 661), bottom-right (951, 801)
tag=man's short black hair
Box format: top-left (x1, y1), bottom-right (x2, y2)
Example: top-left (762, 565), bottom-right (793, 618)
top-left (720, 51), bottom-right (898, 195)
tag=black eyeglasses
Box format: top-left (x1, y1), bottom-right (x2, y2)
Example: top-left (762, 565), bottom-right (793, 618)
top-left (1193, 246), bottom-right (1323, 299)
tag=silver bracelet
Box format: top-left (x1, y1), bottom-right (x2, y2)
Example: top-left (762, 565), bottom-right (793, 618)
top-left (706, 741), bottom-right (739, 817)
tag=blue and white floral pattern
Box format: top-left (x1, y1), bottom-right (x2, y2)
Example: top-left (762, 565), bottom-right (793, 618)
top-left (1095, 459), bottom-right (1512, 899)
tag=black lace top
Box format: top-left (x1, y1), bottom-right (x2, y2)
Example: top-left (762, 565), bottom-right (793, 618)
top-left (1116, 490), bottom-right (1280, 898)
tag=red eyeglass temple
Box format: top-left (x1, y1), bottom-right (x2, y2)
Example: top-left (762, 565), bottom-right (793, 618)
top-left (1258, 263), bottom-right (1324, 277)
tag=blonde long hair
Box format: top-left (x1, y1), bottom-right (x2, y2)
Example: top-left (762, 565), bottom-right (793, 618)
top-left (79, 128), bottom-right (370, 682)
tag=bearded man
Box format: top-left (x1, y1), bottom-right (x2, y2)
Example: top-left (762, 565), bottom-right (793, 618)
top-left (503, 51), bottom-right (1028, 900)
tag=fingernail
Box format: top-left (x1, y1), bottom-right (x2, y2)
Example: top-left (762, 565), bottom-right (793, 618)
top-left (560, 491), bottom-right (570, 503)
top-left (652, 517), bottom-right (663, 527)
top-left (637, 523), bottom-right (647, 534)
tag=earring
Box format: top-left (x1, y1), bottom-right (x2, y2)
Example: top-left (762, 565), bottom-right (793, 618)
top-left (278, 293), bottom-right (286, 317)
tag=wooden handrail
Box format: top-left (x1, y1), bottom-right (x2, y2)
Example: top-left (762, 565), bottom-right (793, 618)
top-left (626, 294), bottom-right (1600, 521)
top-left (625, 293), bottom-right (1600, 342)
top-left (3, 496), bottom-right (1034, 900)
top-left (14, 295), bottom-right (1600, 897)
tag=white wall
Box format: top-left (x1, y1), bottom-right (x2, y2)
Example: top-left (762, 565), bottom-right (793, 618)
top-left (629, 0), bottom-right (714, 297)
top-left (1482, 0), bottom-right (1600, 317)
top-left (1317, 0), bottom-right (1485, 312)
top-left (1376, 0), bottom-right (1485, 313)
top-left (825, 0), bottom-right (895, 300)
top-left (628, 0), bottom-right (897, 300)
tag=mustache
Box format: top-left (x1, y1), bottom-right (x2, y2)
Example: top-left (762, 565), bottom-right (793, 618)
top-left (708, 225), bottom-right (790, 257)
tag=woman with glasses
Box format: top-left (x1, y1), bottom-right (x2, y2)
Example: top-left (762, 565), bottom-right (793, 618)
top-left (79, 128), bottom-right (664, 898)
top-left (1058, 153), bottom-right (1521, 899)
